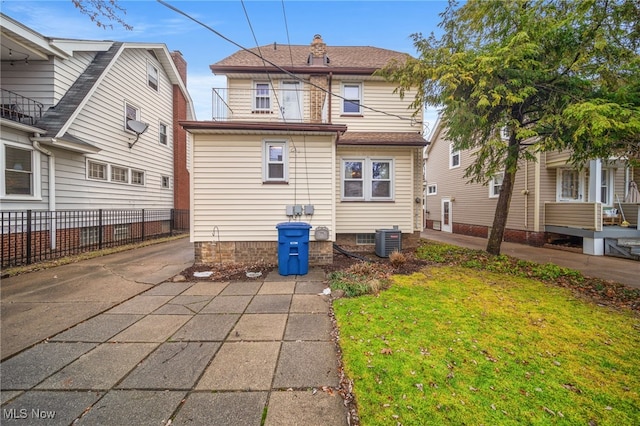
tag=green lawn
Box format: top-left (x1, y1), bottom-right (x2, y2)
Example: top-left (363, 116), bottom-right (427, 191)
top-left (333, 266), bottom-right (640, 425)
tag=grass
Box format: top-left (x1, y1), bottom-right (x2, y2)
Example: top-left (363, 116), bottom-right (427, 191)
top-left (332, 243), bottom-right (640, 425)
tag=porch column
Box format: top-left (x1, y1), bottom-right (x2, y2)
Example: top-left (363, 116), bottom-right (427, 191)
top-left (585, 159), bottom-right (603, 255)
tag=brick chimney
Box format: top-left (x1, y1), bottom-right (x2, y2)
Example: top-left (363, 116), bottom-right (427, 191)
top-left (170, 50), bottom-right (187, 85)
top-left (309, 34), bottom-right (327, 65)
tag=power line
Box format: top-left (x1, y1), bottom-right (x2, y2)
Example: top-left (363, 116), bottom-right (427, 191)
top-left (157, 0), bottom-right (417, 122)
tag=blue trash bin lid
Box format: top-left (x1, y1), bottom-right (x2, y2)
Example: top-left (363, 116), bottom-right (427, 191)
top-left (276, 222), bottom-right (312, 229)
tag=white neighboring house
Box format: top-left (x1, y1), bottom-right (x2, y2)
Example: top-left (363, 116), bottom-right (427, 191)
top-left (1, 13), bottom-right (195, 213)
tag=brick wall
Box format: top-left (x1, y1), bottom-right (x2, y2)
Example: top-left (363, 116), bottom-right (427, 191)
top-left (194, 240), bottom-right (334, 266)
top-left (447, 222), bottom-right (546, 247)
top-left (171, 51), bottom-right (190, 211)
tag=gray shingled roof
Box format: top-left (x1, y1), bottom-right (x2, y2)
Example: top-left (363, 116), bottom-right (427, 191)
top-left (36, 42), bottom-right (122, 141)
top-left (211, 43), bottom-right (411, 72)
top-left (339, 132), bottom-right (428, 147)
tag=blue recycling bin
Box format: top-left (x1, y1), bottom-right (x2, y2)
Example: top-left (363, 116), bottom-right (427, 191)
top-left (276, 222), bottom-right (312, 276)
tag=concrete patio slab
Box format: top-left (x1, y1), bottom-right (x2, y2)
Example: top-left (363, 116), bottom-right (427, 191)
top-left (245, 295), bottom-right (292, 313)
top-left (182, 281), bottom-right (229, 296)
top-left (35, 343), bottom-right (157, 390)
top-left (264, 390), bottom-right (349, 426)
top-left (106, 295), bottom-right (174, 314)
top-left (219, 281), bottom-right (263, 296)
top-left (144, 281), bottom-right (194, 296)
top-left (290, 294), bottom-right (330, 313)
top-left (258, 281), bottom-right (296, 294)
top-left (117, 342), bottom-right (220, 389)
top-left (1, 390), bottom-right (103, 426)
top-left (196, 342), bottom-right (280, 390)
top-left (228, 314), bottom-right (287, 341)
top-left (284, 314), bottom-right (332, 341)
top-left (75, 390), bottom-right (185, 426)
top-left (159, 295), bottom-right (213, 313)
top-left (171, 391), bottom-right (268, 426)
top-left (200, 295), bottom-right (253, 313)
top-left (170, 314), bottom-right (239, 341)
top-left (273, 341), bottom-right (340, 388)
top-left (1, 342), bottom-right (97, 389)
top-left (295, 281), bottom-right (327, 294)
top-left (110, 315), bottom-right (190, 342)
top-left (50, 314), bottom-right (143, 342)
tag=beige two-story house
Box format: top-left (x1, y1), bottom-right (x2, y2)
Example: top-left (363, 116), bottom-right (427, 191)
top-left (182, 35), bottom-right (426, 266)
top-left (425, 118), bottom-right (640, 259)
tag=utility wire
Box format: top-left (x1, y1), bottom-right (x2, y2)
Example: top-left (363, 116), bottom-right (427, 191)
top-left (157, 0), bottom-right (417, 122)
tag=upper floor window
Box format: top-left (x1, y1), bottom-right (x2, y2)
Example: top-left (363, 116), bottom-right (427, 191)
top-left (2, 143), bottom-right (40, 198)
top-left (147, 62), bottom-right (159, 91)
top-left (449, 144), bottom-right (460, 169)
top-left (342, 83), bottom-right (362, 115)
top-left (490, 172), bottom-right (504, 198)
top-left (427, 184), bottom-right (437, 195)
top-left (342, 158), bottom-right (394, 201)
top-left (159, 122), bottom-right (168, 146)
top-left (263, 140), bottom-right (288, 182)
top-left (254, 82), bottom-right (271, 112)
top-left (125, 102), bottom-right (140, 132)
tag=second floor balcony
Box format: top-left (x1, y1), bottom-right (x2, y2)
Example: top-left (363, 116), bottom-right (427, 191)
top-left (212, 86), bottom-right (330, 124)
top-left (1, 88), bottom-right (44, 127)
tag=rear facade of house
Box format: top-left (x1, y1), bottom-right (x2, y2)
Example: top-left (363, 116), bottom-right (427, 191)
top-left (184, 35), bottom-right (426, 266)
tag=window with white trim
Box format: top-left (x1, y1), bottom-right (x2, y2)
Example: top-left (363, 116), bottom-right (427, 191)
top-left (3, 144), bottom-right (39, 197)
top-left (111, 166), bottom-right (128, 183)
top-left (125, 102), bottom-right (140, 132)
top-left (600, 168), bottom-right (613, 206)
top-left (161, 175), bottom-right (171, 189)
top-left (342, 158), bottom-right (394, 201)
top-left (449, 144), bottom-right (460, 169)
top-left (159, 122), bottom-right (168, 146)
top-left (147, 61), bottom-right (159, 91)
top-left (490, 172), bottom-right (504, 198)
top-left (427, 184), bottom-right (437, 195)
top-left (254, 82), bottom-right (271, 112)
top-left (557, 168), bottom-right (583, 201)
top-left (87, 160), bottom-right (107, 181)
top-left (342, 83), bottom-right (362, 114)
top-left (131, 170), bottom-right (145, 186)
top-left (263, 141), bottom-right (288, 182)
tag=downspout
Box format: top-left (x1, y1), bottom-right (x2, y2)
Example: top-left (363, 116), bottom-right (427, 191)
top-left (328, 72), bottom-right (333, 124)
top-left (31, 137), bottom-right (56, 249)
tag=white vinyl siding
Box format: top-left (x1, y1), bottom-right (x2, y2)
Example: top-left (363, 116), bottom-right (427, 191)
top-left (336, 147), bottom-right (414, 234)
top-left (191, 134), bottom-right (336, 242)
top-left (52, 48), bottom-right (174, 209)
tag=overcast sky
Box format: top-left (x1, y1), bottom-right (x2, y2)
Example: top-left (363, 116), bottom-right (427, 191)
top-left (3, 0), bottom-right (446, 131)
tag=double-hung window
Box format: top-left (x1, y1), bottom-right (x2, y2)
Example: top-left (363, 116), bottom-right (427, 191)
top-left (147, 61), bottom-right (159, 91)
top-left (342, 158), bottom-right (394, 201)
top-left (254, 82), bottom-right (271, 112)
top-left (125, 102), bottom-right (140, 132)
top-left (449, 143), bottom-right (460, 169)
top-left (489, 172), bottom-right (504, 198)
top-left (159, 122), bottom-right (168, 146)
top-left (342, 83), bottom-right (362, 115)
top-left (264, 141), bottom-right (288, 182)
top-left (3, 143), bottom-right (40, 197)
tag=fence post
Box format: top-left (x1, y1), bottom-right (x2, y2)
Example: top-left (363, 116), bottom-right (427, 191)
top-left (26, 210), bottom-right (32, 265)
top-left (98, 209), bottom-right (103, 249)
top-left (170, 209), bottom-right (175, 237)
top-left (141, 209), bottom-right (146, 241)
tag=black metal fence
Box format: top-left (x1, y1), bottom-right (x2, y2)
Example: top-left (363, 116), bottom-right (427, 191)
top-left (1, 209), bottom-right (189, 268)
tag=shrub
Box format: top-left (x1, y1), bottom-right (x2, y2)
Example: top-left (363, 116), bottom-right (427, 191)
top-left (389, 250), bottom-right (407, 268)
top-left (328, 261), bottom-right (393, 297)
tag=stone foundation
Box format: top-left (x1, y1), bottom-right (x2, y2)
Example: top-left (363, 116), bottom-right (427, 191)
top-left (194, 240), bottom-right (333, 265)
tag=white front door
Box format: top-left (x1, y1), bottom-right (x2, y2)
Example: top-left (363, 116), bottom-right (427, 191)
top-left (441, 198), bottom-right (452, 233)
top-left (280, 81), bottom-right (302, 122)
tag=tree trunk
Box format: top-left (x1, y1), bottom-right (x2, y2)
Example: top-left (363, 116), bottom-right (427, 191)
top-left (486, 134), bottom-right (520, 255)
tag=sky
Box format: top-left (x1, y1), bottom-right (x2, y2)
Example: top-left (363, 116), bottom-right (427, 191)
top-left (2, 0), bottom-right (446, 131)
